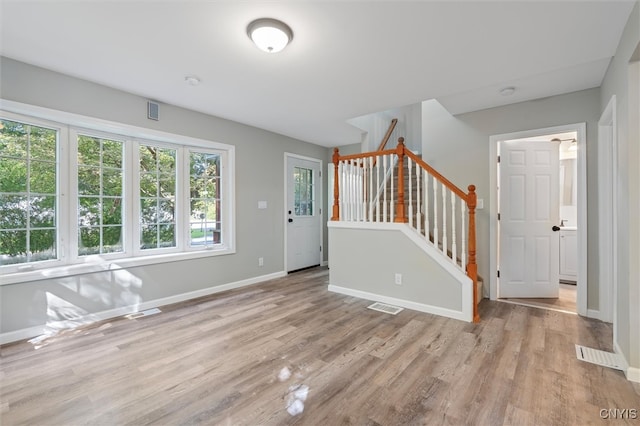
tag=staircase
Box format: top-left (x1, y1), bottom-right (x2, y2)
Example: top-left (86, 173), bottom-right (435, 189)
top-left (330, 136), bottom-right (480, 322)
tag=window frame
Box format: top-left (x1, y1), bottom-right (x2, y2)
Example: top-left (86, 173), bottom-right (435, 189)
top-left (184, 147), bottom-right (229, 251)
top-left (0, 111), bottom-right (68, 274)
top-left (0, 102), bottom-right (235, 285)
top-left (70, 128), bottom-right (129, 262)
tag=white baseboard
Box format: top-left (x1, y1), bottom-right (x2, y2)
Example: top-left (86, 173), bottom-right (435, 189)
top-left (614, 340), bottom-right (640, 383)
top-left (328, 284), bottom-right (472, 323)
top-left (0, 271), bottom-right (286, 346)
top-left (586, 309), bottom-right (602, 321)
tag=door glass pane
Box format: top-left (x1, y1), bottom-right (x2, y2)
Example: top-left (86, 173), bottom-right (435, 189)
top-left (294, 166), bottom-right (314, 216)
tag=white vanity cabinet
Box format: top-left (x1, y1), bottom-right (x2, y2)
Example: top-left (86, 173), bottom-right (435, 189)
top-left (559, 228), bottom-right (578, 282)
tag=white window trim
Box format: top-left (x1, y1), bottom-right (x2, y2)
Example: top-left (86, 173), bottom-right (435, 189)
top-left (0, 100), bottom-right (236, 285)
top-left (183, 148), bottom-right (229, 251)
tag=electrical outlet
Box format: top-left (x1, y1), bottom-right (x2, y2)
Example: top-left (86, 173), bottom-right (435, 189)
top-left (395, 273), bottom-right (402, 285)
top-left (258, 257), bottom-right (264, 267)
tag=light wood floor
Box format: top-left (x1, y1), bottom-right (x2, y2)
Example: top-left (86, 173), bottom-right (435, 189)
top-left (1, 267), bottom-right (638, 425)
top-left (501, 283), bottom-right (577, 314)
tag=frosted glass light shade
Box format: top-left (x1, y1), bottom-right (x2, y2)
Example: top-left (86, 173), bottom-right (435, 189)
top-left (247, 18), bottom-right (293, 53)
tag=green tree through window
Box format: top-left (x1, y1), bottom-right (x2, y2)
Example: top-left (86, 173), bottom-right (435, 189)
top-left (0, 119), bottom-right (57, 265)
top-left (189, 151), bottom-right (221, 246)
top-left (77, 135), bottom-right (124, 255)
top-left (139, 144), bottom-right (177, 249)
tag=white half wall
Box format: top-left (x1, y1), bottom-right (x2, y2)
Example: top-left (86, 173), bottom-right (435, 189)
top-left (328, 222), bottom-right (473, 322)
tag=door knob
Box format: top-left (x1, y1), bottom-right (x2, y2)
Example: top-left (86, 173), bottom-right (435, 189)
top-left (288, 218), bottom-right (293, 223)
top-left (552, 225), bottom-right (561, 231)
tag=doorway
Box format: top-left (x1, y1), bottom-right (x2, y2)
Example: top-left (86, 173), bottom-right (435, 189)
top-left (284, 153), bottom-right (322, 273)
top-left (489, 123), bottom-right (587, 316)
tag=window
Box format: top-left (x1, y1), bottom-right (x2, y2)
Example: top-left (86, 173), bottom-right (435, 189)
top-left (139, 145), bottom-right (177, 250)
top-left (0, 119), bottom-right (58, 266)
top-left (294, 166), bottom-right (314, 216)
top-left (189, 151), bottom-right (221, 247)
top-left (77, 134), bottom-right (125, 255)
top-left (0, 107), bottom-right (235, 282)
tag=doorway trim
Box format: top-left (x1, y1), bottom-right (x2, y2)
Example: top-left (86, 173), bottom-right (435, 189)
top-left (489, 122), bottom-right (587, 316)
top-left (283, 153), bottom-right (323, 273)
top-left (598, 96), bottom-right (617, 325)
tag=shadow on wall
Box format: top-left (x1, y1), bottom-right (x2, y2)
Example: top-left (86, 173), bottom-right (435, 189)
top-left (27, 261), bottom-right (143, 348)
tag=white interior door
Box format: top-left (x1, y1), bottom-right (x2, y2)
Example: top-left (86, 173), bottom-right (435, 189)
top-left (286, 156), bottom-right (321, 272)
top-left (499, 140), bottom-right (560, 298)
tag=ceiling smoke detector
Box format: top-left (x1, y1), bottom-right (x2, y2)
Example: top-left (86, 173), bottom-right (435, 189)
top-left (500, 86), bottom-right (516, 96)
top-left (184, 75), bottom-right (201, 86)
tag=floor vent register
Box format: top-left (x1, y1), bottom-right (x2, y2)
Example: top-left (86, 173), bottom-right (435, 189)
top-left (367, 302), bottom-right (403, 315)
top-left (575, 344), bottom-right (624, 371)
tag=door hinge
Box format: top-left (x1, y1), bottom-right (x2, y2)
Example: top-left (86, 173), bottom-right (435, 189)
top-left (498, 213), bottom-right (500, 220)
top-left (319, 170), bottom-right (322, 177)
top-left (497, 155), bottom-right (501, 163)
top-left (320, 246), bottom-right (322, 252)
top-left (497, 270), bottom-right (500, 278)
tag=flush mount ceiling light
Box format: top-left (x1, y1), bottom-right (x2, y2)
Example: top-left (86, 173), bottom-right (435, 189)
top-left (500, 86), bottom-right (516, 96)
top-left (247, 18), bottom-right (293, 53)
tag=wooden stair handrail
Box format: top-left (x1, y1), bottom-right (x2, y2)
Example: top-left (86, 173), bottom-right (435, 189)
top-left (403, 142), bottom-right (468, 202)
top-left (377, 118), bottom-right (398, 152)
top-left (331, 139), bottom-right (479, 322)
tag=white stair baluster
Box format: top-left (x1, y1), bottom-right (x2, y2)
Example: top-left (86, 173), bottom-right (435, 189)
top-left (461, 201), bottom-right (467, 269)
top-left (451, 191), bottom-right (457, 265)
top-left (344, 161), bottom-right (349, 221)
top-left (368, 156), bottom-right (373, 222)
top-left (390, 154), bottom-right (395, 223)
top-left (408, 158), bottom-right (413, 227)
top-left (357, 163), bottom-right (362, 221)
top-left (424, 171), bottom-right (429, 241)
top-left (383, 155), bottom-right (388, 222)
top-left (416, 161), bottom-right (421, 234)
top-left (348, 162), bottom-right (353, 221)
top-left (433, 177), bottom-right (438, 246)
top-left (376, 155), bottom-right (381, 222)
top-left (338, 161), bottom-right (344, 221)
top-left (442, 183), bottom-right (447, 256)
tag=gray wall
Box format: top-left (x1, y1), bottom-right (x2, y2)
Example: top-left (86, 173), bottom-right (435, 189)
top-left (600, 1), bottom-right (640, 371)
top-left (0, 57), bottom-right (328, 335)
top-left (329, 226), bottom-right (465, 314)
top-left (422, 88), bottom-right (601, 308)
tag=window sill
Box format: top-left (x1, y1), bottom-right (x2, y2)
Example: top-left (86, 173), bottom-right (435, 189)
top-left (0, 247), bottom-right (235, 285)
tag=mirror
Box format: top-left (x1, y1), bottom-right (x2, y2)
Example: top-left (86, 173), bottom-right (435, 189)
top-left (560, 158), bottom-right (577, 207)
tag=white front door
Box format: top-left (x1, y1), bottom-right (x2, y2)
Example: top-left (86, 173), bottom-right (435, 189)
top-left (286, 156), bottom-right (321, 272)
top-left (499, 140), bottom-right (560, 298)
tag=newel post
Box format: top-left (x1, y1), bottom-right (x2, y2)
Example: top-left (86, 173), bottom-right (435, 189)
top-left (394, 138), bottom-right (407, 223)
top-left (467, 185), bottom-right (479, 323)
top-left (331, 148), bottom-right (340, 221)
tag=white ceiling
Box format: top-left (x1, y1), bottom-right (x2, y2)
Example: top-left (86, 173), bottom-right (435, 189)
top-left (0, 1), bottom-right (635, 147)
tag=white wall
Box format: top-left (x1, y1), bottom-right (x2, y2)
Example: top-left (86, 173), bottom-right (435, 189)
top-left (422, 88), bottom-right (601, 307)
top-left (600, 0), bottom-right (640, 377)
top-left (0, 57), bottom-right (328, 340)
top-left (348, 103), bottom-right (422, 153)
